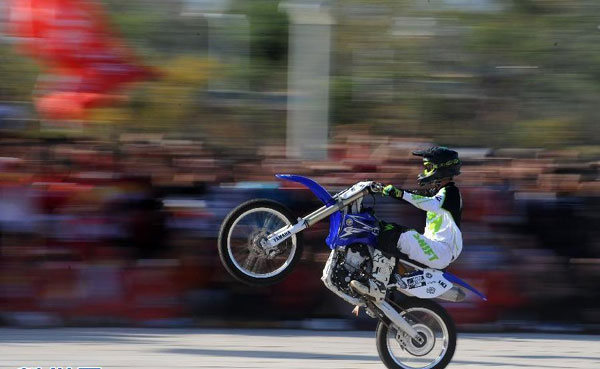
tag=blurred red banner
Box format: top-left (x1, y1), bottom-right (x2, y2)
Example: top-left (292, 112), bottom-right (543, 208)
top-left (8, 0), bottom-right (156, 120)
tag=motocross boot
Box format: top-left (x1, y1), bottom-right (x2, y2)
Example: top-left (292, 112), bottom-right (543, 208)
top-left (350, 249), bottom-right (394, 302)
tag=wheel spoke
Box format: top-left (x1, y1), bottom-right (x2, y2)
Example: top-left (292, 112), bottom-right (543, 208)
top-left (263, 213), bottom-right (275, 230)
top-left (265, 258), bottom-right (276, 272)
top-left (232, 245), bottom-right (250, 259)
top-left (243, 253), bottom-right (258, 271)
top-left (256, 257), bottom-right (268, 274)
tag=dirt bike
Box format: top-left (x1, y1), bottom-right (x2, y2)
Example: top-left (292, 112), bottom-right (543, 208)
top-left (218, 174), bottom-right (487, 369)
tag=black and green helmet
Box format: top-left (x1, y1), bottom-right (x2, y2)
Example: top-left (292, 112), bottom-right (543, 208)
top-left (412, 146), bottom-right (461, 186)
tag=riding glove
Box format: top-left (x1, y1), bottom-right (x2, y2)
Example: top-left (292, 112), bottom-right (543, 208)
top-left (382, 185), bottom-right (403, 199)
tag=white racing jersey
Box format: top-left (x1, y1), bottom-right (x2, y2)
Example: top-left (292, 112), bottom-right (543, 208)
top-left (401, 183), bottom-right (463, 262)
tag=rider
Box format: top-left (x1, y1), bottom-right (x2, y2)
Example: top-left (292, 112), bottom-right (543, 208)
top-left (351, 146), bottom-right (463, 300)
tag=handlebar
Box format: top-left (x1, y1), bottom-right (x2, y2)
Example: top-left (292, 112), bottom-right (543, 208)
top-left (369, 181), bottom-right (384, 194)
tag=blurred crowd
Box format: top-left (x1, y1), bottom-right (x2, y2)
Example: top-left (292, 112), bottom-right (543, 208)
top-left (1, 0), bottom-right (600, 330)
top-left (0, 131), bottom-right (598, 329)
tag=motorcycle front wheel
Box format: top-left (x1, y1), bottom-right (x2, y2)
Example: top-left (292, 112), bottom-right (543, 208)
top-left (218, 199), bottom-right (303, 286)
top-left (376, 299), bottom-right (456, 369)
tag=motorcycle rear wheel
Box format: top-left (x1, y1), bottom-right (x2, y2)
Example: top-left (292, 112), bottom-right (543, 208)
top-left (218, 199), bottom-right (303, 286)
top-left (376, 299), bottom-right (456, 369)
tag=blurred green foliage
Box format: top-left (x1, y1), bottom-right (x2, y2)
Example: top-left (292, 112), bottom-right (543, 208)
top-left (0, 45), bottom-right (39, 101)
top-left (2, 0), bottom-right (599, 149)
top-left (91, 56), bottom-right (218, 132)
top-left (242, 1), bottom-right (288, 64)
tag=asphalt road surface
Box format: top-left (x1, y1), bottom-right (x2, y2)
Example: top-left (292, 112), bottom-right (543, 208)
top-left (1, 328), bottom-right (598, 369)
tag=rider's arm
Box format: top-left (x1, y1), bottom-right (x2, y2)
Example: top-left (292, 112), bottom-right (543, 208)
top-left (401, 187), bottom-right (446, 212)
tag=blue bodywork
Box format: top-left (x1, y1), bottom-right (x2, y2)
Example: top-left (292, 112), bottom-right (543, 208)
top-left (333, 213), bottom-right (379, 248)
top-left (276, 174), bottom-right (487, 301)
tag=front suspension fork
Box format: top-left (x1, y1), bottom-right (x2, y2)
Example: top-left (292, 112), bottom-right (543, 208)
top-left (264, 189), bottom-right (367, 249)
top-left (366, 299), bottom-right (423, 344)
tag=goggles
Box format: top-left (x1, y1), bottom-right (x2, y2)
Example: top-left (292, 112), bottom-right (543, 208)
top-left (423, 160), bottom-right (435, 176)
top-left (422, 158), bottom-right (460, 176)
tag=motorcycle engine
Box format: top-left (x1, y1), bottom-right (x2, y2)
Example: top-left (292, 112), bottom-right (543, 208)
top-left (331, 244), bottom-right (373, 297)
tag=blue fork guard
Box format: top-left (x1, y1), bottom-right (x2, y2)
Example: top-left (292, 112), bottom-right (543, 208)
top-left (276, 174), bottom-right (340, 248)
top-left (443, 272), bottom-right (488, 301)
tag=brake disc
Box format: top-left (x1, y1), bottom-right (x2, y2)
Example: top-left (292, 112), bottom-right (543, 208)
top-left (400, 323), bottom-right (435, 357)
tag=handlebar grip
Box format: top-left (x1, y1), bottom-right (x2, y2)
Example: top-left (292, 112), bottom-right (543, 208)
top-left (369, 182), bottom-right (384, 193)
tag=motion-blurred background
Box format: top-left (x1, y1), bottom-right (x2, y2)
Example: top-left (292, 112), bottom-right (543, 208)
top-left (0, 0), bottom-right (598, 331)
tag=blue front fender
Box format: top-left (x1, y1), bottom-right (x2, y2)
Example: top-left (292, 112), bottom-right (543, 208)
top-left (275, 174), bottom-right (335, 206)
top-left (443, 272), bottom-right (488, 301)
top-left (276, 174), bottom-right (340, 248)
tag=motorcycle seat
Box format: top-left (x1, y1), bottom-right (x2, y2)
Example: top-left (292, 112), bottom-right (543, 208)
top-left (396, 252), bottom-right (444, 271)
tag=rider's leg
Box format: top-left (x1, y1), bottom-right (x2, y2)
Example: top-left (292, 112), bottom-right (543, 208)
top-left (351, 222), bottom-right (431, 300)
top-left (397, 230), bottom-right (453, 269)
top-left (350, 221), bottom-right (405, 300)
top-left (376, 221), bottom-right (411, 256)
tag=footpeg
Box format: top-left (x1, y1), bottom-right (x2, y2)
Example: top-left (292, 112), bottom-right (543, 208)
top-left (350, 280), bottom-right (385, 301)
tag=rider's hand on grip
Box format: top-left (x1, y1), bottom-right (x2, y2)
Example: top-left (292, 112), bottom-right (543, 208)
top-left (382, 184), bottom-right (404, 199)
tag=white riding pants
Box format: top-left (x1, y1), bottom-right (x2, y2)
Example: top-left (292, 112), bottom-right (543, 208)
top-left (397, 230), bottom-right (454, 269)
